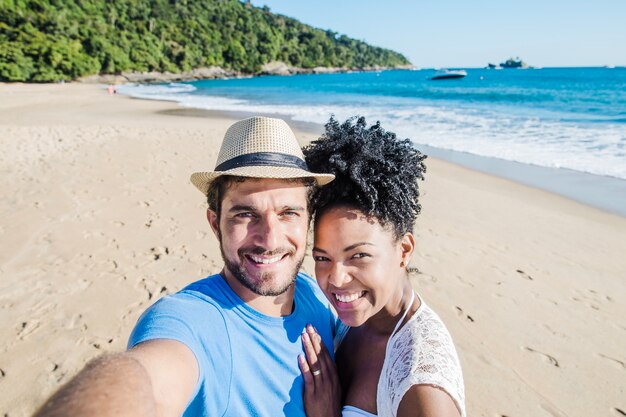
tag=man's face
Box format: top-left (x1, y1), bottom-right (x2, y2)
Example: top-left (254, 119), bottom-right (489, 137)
top-left (208, 178), bottom-right (310, 296)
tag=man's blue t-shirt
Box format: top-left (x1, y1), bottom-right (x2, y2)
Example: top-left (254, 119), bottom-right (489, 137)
top-left (128, 272), bottom-right (336, 417)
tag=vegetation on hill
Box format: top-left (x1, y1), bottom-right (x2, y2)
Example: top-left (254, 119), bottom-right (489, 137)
top-left (0, 0), bottom-right (411, 82)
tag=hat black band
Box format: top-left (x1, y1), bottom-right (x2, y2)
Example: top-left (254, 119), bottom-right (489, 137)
top-left (215, 152), bottom-right (309, 172)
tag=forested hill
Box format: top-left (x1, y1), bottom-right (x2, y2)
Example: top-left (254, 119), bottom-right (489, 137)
top-left (0, 0), bottom-right (411, 82)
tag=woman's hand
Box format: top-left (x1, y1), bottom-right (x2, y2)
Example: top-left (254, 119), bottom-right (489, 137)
top-left (298, 324), bottom-right (342, 417)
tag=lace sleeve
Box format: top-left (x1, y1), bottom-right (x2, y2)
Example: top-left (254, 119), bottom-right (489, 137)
top-left (377, 304), bottom-right (466, 417)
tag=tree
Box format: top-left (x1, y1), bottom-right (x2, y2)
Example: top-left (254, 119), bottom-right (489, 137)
top-left (0, 0), bottom-right (411, 82)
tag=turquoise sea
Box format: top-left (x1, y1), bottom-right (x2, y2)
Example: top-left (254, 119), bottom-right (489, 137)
top-left (117, 67), bottom-right (626, 215)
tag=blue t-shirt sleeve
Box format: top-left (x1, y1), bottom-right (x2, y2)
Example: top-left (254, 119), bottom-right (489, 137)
top-left (128, 294), bottom-right (203, 354)
top-left (127, 291), bottom-right (231, 412)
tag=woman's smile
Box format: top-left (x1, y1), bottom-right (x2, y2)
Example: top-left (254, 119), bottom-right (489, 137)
top-left (332, 290), bottom-right (367, 309)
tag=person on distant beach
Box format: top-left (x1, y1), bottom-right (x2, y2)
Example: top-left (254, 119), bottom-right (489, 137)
top-left (34, 117), bottom-right (337, 417)
top-left (298, 117), bottom-right (465, 417)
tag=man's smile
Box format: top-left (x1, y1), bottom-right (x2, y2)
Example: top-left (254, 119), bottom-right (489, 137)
top-left (245, 253), bottom-right (289, 265)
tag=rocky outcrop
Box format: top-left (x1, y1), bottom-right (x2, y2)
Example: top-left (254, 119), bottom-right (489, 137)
top-left (259, 61), bottom-right (414, 76)
top-left (78, 66), bottom-right (241, 84)
top-left (79, 63), bottom-right (417, 84)
top-left (259, 61), bottom-right (351, 76)
top-left (259, 61), bottom-right (296, 76)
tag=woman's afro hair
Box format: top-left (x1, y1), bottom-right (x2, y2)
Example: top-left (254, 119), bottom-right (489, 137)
top-left (303, 116), bottom-right (427, 238)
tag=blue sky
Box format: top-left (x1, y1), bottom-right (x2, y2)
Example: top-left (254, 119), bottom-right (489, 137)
top-left (250, 0), bottom-right (626, 68)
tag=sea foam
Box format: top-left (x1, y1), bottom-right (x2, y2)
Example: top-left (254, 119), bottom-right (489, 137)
top-left (117, 75), bottom-right (626, 182)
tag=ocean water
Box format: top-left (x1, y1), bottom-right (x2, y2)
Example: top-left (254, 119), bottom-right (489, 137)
top-left (117, 67), bottom-right (626, 214)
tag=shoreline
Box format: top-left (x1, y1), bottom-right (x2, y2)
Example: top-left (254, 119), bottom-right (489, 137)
top-left (1, 83), bottom-right (625, 417)
top-left (154, 105), bottom-right (626, 218)
top-left (418, 144), bottom-right (626, 218)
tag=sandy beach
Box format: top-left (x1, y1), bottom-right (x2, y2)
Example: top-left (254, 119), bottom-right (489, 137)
top-left (1, 83), bottom-right (625, 417)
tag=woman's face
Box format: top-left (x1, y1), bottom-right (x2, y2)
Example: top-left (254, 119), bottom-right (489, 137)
top-left (313, 206), bottom-right (412, 327)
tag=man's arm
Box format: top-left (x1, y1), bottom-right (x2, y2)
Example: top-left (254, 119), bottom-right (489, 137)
top-left (34, 340), bottom-right (198, 417)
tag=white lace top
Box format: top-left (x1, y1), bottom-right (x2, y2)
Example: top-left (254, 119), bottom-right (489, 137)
top-left (335, 292), bottom-right (466, 417)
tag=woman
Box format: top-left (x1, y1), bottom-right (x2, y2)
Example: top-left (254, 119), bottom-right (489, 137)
top-left (297, 117), bottom-right (465, 417)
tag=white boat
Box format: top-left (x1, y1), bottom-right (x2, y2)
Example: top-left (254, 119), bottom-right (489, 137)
top-left (431, 69), bottom-right (467, 80)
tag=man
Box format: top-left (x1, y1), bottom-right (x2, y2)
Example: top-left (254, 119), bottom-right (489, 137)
top-left (35, 117), bottom-right (336, 417)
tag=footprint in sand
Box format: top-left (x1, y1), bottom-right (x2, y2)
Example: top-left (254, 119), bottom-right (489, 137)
top-left (66, 314), bottom-right (85, 331)
top-left (89, 337), bottom-right (116, 350)
top-left (414, 272), bottom-right (436, 283)
top-left (516, 269), bottom-right (534, 280)
top-left (144, 211), bottom-right (162, 228)
top-left (196, 257), bottom-right (220, 275)
top-left (612, 323), bottom-right (626, 332)
top-left (596, 353), bottom-right (625, 370)
top-left (570, 288), bottom-right (608, 311)
top-left (455, 275), bottom-right (474, 287)
top-left (150, 246), bottom-right (170, 261)
top-left (542, 323), bottom-right (566, 338)
top-left (587, 288), bottom-right (613, 302)
top-left (17, 320), bottom-right (40, 340)
top-left (169, 245), bottom-right (188, 259)
top-left (539, 402), bottom-right (566, 417)
top-left (47, 361), bottom-right (66, 384)
top-left (524, 346), bottom-right (560, 367)
top-left (108, 259), bottom-right (119, 271)
top-left (455, 306), bottom-right (474, 323)
top-left (137, 277), bottom-right (166, 302)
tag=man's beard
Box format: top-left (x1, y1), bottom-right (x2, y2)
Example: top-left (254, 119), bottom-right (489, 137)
top-left (220, 245), bottom-right (303, 296)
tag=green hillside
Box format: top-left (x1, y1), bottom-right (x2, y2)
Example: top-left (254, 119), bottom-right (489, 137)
top-left (0, 0), bottom-right (411, 82)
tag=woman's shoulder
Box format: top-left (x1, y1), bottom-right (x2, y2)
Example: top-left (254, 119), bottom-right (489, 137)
top-left (387, 301), bottom-right (463, 378)
top-left (404, 302), bottom-right (457, 347)
top-left (379, 300), bottom-right (466, 417)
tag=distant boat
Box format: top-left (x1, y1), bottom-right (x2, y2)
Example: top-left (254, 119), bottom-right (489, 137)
top-left (431, 69), bottom-right (467, 80)
top-left (499, 57), bottom-right (529, 68)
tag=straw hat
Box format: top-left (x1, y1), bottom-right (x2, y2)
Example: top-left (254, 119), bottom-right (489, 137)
top-left (190, 116), bottom-right (334, 196)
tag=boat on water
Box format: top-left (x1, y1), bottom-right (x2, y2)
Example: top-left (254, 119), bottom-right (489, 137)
top-left (430, 69), bottom-right (467, 80)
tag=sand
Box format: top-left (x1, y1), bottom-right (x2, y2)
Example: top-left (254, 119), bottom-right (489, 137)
top-left (1, 83), bottom-right (625, 417)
